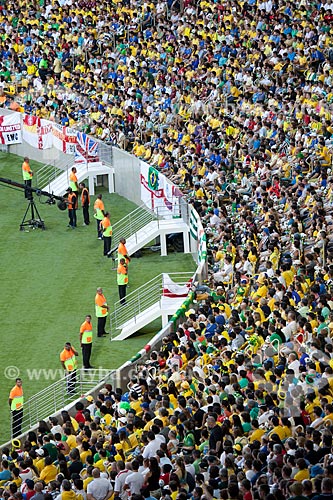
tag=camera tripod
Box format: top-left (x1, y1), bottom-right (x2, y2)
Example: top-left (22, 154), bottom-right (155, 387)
top-left (20, 196), bottom-right (45, 231)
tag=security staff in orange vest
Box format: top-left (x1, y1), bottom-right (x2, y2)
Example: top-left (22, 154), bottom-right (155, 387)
top-left (80, 315), bottom-right (93, 369)
top-left (117, 258), bottom-right (128, 305)
top-left (79, 182), bottom-right (90, 226)
top-left (95, 287), bottom-right (109, 337)
top-left (117, 238), bottom-right (131, 265)
top-left (9, 378), bottom-right (24, 438)
top-left (66, 187), bottom-right (77, 229)
top-left (60, 342), bottom-right (78, 395)
top-left (22, 157), bottom-right (33, 198)
top-left (69, 167), bottom-right (79, 202)
top-left (100, 212), bottom-right (112, 257)
top-left (94, 194), bottom-right (105, 239)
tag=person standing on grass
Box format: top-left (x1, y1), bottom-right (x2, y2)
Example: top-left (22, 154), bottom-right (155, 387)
top-left (95, 287), bottom-right (109, 337)
top-left (22, 157), bottom-right (33, 198)
top-left (117, 238), bottom-right (131, 265)
top-left (117, 258), bottom-right (128, 305)
top-left (80, 314), bottom-right (94, 369)
top-left (66, 187), bottom-right (77, 229)
top-left (100, 212), bottom-right (112, 257)
top-left (60, 342), bottom-right (78, 395)
top-left (9, 378), bottom-right (24, 438)
top-left (69, 167), bottom-right (79, 201)
top-left (80, 182), bottom-right (90, 226)
top-left (93, 194), bottom-right (105, 239)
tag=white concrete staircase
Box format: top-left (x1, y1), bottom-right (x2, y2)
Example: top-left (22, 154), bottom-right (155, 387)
top-left (111, 204), bottom-right (190, 258)
top-left (43, 162), bottom-right (115, 196)
top-left (110, 273), bottom-right (193, 340)
top-left (113, 296), bottom-right (187, 341)
top-left (124, 219), bottom-right (189, 257)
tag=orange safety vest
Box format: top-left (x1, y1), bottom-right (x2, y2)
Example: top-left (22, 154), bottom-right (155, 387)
top-left (60, 347), bottom-right (78, 371)
top-left (95, 293), bottom-right (108, 317)
top-left (80, 320), bottom-right (93, 344)
top-left (117, 263), bottom-right (128, 285)
top-left (69, 172), bottom-right (78, 192)
top-left (9, 385), bottom-right (24, 411)
top-left (22, 161), bottom-right (32, 180)
top-left (118, 242), bottom-right (129, 264)
top-left (81, 187), bottom-right (90, 206)
top-left (93, 199), bottom-right (105, 220)
top-left (67, 192), bottom-right (77, 210)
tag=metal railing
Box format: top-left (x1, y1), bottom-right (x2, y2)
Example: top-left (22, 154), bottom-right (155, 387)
top-left (111, 202), bottom-right (185, 253)
top-left (35, 164), bottom-right (64, 191)
top-left (11, 368), bottom-right (115, 439)
top-left (35, 156), bottom-right (76, 191)
top-left (110, 272), bottom-right (193, 338)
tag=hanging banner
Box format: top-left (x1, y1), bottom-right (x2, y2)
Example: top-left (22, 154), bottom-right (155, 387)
top-left (75, 132), bottom-right (99, 164)
top-left (140, 162), bottom-right (183, 217)
top-left (52, 123), bottom-right (77, 154)
top-left (164, 181), bottom-right (181, 218)
top-left (140, 161), bottom-right (165, 211)
top-left (0, 113), bottom-right (22, 145)
top-left (198, 227), bottom-right (207, 263)
top-left (189, 206), bottom-right (199, 241)
top-left (22, 115), bottom-right (53, 150)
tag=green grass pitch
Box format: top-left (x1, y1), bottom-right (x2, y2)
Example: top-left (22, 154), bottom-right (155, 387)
top-left (0, 152), bottom-right (195, 442)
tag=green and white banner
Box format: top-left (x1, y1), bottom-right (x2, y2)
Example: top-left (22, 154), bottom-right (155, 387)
top-left (189, 207), bottom-right (199, 240)
top-left (190, 206), bottom-right (207, 263)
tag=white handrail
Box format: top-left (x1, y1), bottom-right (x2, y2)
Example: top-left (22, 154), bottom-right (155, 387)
top-left (110, 272), bottom-right (193, 337)
top-left (11, 368), bottom-right (115, 439)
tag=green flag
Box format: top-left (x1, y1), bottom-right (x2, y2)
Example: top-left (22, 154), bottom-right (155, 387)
top-left (148, 166), bottom-right (159, 191)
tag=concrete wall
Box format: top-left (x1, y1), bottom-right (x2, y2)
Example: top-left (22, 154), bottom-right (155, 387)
top-left (112, 148), bottom-right (144, 206)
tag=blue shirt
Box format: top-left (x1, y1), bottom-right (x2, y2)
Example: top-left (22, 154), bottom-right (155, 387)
top-left (0, 470), bottom-right (11, 480)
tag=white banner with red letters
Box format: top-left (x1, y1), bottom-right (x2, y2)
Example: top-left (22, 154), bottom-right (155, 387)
top-left (0, 113), bottom-right (22, 144)
top-left (22, 115), bottom-right (53, 150)
top-left (52, 123), bottom-right (77, 154)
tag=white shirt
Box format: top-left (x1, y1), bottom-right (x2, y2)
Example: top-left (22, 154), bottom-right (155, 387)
top-left (258, 410), bottom-right (274, 426)
top-left (87, 477), bottom-right (113, 500)
top-left (142, 438), bottom-right (162, 459)
top-left (124, 471), bottom-right (145, 495)
top-left (114, 469), bottom-right (131, 499)
top-left (282, 320), bottom-right (297, 341)
top-left (288, 359), bottom-right (300, 377)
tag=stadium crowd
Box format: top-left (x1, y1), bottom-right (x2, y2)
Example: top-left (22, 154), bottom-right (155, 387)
top-left (3, 0), bottom-right (333, 498)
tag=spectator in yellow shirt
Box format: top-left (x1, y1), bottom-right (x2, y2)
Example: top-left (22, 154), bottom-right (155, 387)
top-left (293, 458), bottom-right (310, 481)
top-left (40, 456), bottom-right (58, 484)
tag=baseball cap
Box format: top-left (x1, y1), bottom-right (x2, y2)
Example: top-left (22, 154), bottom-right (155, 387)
top-left (141, 402), bottom-right (150, 409)
top-left (86, 395), bottom-right (94, 403)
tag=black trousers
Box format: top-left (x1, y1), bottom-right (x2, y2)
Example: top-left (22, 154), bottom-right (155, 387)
top-left (97, 316), bottom-right (107, 336)
top-left (24, 179), bottom-right (32, 199)
top-left (68, 209), bottom-right (77, 228)
top-left (103, 236), bottom-right (112, 256)
top-left (118, 284), bottom-right (127, 305)
top-left (82, 343), bottom-right (92, 368)
top-left (66, 370), bottom-right (76, 395)
top-left (83, 205), bottom-right (90, 225)
top-left (12, 409), bottom-right (23, 438)
top-left (97, 219), bottom-right (103, 238)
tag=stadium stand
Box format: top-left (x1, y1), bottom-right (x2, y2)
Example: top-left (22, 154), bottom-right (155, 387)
top-left (2, 0), bottom-right (333, 497)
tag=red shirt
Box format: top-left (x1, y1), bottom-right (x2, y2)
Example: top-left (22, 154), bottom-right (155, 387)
top-left (244, 491), bottom-right (253, 500)
top-left (75, 410), bottom-right (85, 424)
